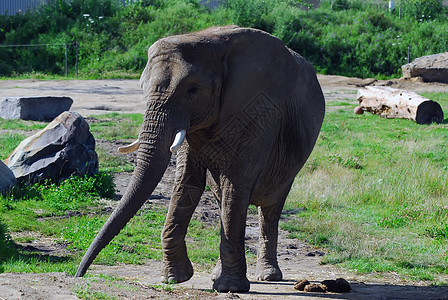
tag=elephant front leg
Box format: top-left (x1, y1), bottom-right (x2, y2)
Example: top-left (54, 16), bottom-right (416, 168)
top-left (161, 152), bottom-right (206, 283)
top-left (212, 183), bottom-right (250, 293)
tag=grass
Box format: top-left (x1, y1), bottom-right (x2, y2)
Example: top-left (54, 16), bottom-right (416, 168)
top-left (2, 92), bottom-right (448, 285)
top-left (88, 113), bottom-right (143, 141)
top-left (281, 91), bottom-right (448, 284)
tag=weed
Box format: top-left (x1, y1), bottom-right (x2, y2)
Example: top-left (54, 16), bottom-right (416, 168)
top-left (75, 283), bottom-right (115, 300)
top-left (328, 153), bottom-right (363, 169)
top-left (425, 225), bottom-right (448, 240)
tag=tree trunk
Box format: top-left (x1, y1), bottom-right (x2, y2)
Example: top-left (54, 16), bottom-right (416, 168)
top-left (356, 86), bottom-right (444, 124)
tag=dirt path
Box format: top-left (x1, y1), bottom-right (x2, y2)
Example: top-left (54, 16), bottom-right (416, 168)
top-left (1, 75), bottom-right (448, 299)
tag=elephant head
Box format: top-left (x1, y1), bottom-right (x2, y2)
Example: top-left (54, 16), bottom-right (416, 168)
top-left (75, 26), bottom-right (233, 278)
top-left (75, 26), bottom-right (325, 293)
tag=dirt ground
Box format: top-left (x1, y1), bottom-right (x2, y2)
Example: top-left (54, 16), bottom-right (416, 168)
top-left (1, 75), bottom-right (448, 299)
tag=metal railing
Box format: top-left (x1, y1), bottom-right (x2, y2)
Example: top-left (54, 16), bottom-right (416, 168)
top-left (0, 42), bottom-right (80, 77)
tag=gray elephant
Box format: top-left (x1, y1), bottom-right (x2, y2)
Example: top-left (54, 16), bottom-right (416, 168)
top-left (75, 26), bottom-right (325, 293)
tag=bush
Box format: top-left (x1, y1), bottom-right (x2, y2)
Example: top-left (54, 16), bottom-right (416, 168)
top-left (400, 0), bottom-right (443, 21)
top-left (0, 0), bottom-right (448, 78)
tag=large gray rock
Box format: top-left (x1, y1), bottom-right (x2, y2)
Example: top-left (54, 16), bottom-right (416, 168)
top-left (0, 160), bottom-right (16, 194)
top-left (402, 52), bottom-right (448, 83)
top-left (6, 111), bottom-right (98, 183)
top-left (0, 96), bottom-right (73, 121)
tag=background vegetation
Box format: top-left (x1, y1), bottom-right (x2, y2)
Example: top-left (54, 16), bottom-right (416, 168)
top-left (0, 0), bottom-right (447, 79)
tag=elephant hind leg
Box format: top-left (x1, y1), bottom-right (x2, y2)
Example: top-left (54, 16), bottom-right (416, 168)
top-left (255, 181), bottom-right (294, 281)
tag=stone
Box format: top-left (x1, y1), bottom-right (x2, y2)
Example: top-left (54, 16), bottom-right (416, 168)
top-left (0, 160), bottom-right (16, 194)
top-left (0, 96), bottom-right (73, 121)
top-left (402, 52), bottom-right (448, 83)
top-left (6, 111), bottom-right (98, 183)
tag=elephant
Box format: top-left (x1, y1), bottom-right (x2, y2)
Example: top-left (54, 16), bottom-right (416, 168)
top-left (75, 25), bottom-right (325, 293)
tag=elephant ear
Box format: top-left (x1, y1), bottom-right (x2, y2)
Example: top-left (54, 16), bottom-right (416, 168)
top-left (220, 28), bottom-right (301, 115)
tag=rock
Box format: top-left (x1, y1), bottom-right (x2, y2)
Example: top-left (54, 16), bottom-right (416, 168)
top-left (0, 160), bottom-right (16, 194)
top-left (7, 111), bottom-right (98, 183)
top-left (0, 96), bottom-right (73, 121)
top-left (294, 279), bottom-right (310, 291)
top-left (402, 52), bottom-right (448, 83)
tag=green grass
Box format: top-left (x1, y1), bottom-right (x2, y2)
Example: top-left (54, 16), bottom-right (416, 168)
top-left (3, 96), bottom-right (448, 284)
top-left (0, 133), bottom-right (26, 160)
top-left (0, 205), bottom-right (220, 274)
top-left (88, 113), bottom-right (143, 141)
top-left (95, 146), bottom-right (135, 173)
top-left (0, 120), bottom-right (50, 160)
top-left (0, 173), bottom-right (116, 232)
top-left (281, 92), bottom-right (448, 284)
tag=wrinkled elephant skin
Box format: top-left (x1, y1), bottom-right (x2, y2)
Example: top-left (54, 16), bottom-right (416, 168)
top-left (75, 26), bottom-right (325, 293)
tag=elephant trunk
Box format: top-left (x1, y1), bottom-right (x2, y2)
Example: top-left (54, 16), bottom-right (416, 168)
top-left (75, 109), bottom-right (182, 277)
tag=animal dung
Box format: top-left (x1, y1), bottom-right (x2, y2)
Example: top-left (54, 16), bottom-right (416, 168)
top-left (354, 105), bottom-right (364, 114)
top-left (293, 279), bottom-right (310, 291)
top-left (294, 277), bottom-right (351, 293)
top-left (304, 283), bottom-right (326, 292)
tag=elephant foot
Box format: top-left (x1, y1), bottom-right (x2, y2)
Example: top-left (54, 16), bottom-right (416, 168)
top-left (161, 257), bottom-right (193, 283)
top-left (212, 272), bottom-right (250, 293)
top-left (211, 259), bottom-right (221, 282)
top-left (255, 261), bottom-right (283, 281)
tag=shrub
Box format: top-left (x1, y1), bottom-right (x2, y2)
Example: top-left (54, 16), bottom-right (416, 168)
top-left (1, 0), bottom-right (448, 78)
top-left (400, 0), bottom-right (443, 21)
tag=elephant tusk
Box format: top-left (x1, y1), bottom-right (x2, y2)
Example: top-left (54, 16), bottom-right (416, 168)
top-left (170, 130), bottom-right (186, 153)
top-left (117, 139), bottom-right (140, 153)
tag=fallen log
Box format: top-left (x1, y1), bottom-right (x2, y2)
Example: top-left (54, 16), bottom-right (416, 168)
top-left (356, 86), bottom-right (444, 124)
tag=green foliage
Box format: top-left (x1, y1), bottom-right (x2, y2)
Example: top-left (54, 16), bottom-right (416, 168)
top-left (1, 0), bottom-right (448, 78)
top-left (39, 173), bottom-right (116, 211)
top-left (425, 223), bottom-right (448, 240)
top-left (400, 0), bottom-right (443, 21)
top-left (0, 173), bottom-right (115, 217)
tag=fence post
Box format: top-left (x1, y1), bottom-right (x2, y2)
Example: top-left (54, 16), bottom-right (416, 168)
top-left (65, 44), bottom-right (68, 77)
top-left (75, 42), bottom-right (79, 78)
top-left (407, 46), bottom-right (411, 64)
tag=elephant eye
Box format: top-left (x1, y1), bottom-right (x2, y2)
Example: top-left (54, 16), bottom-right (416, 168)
top-left (187, 87), bottom-right (199, 100)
